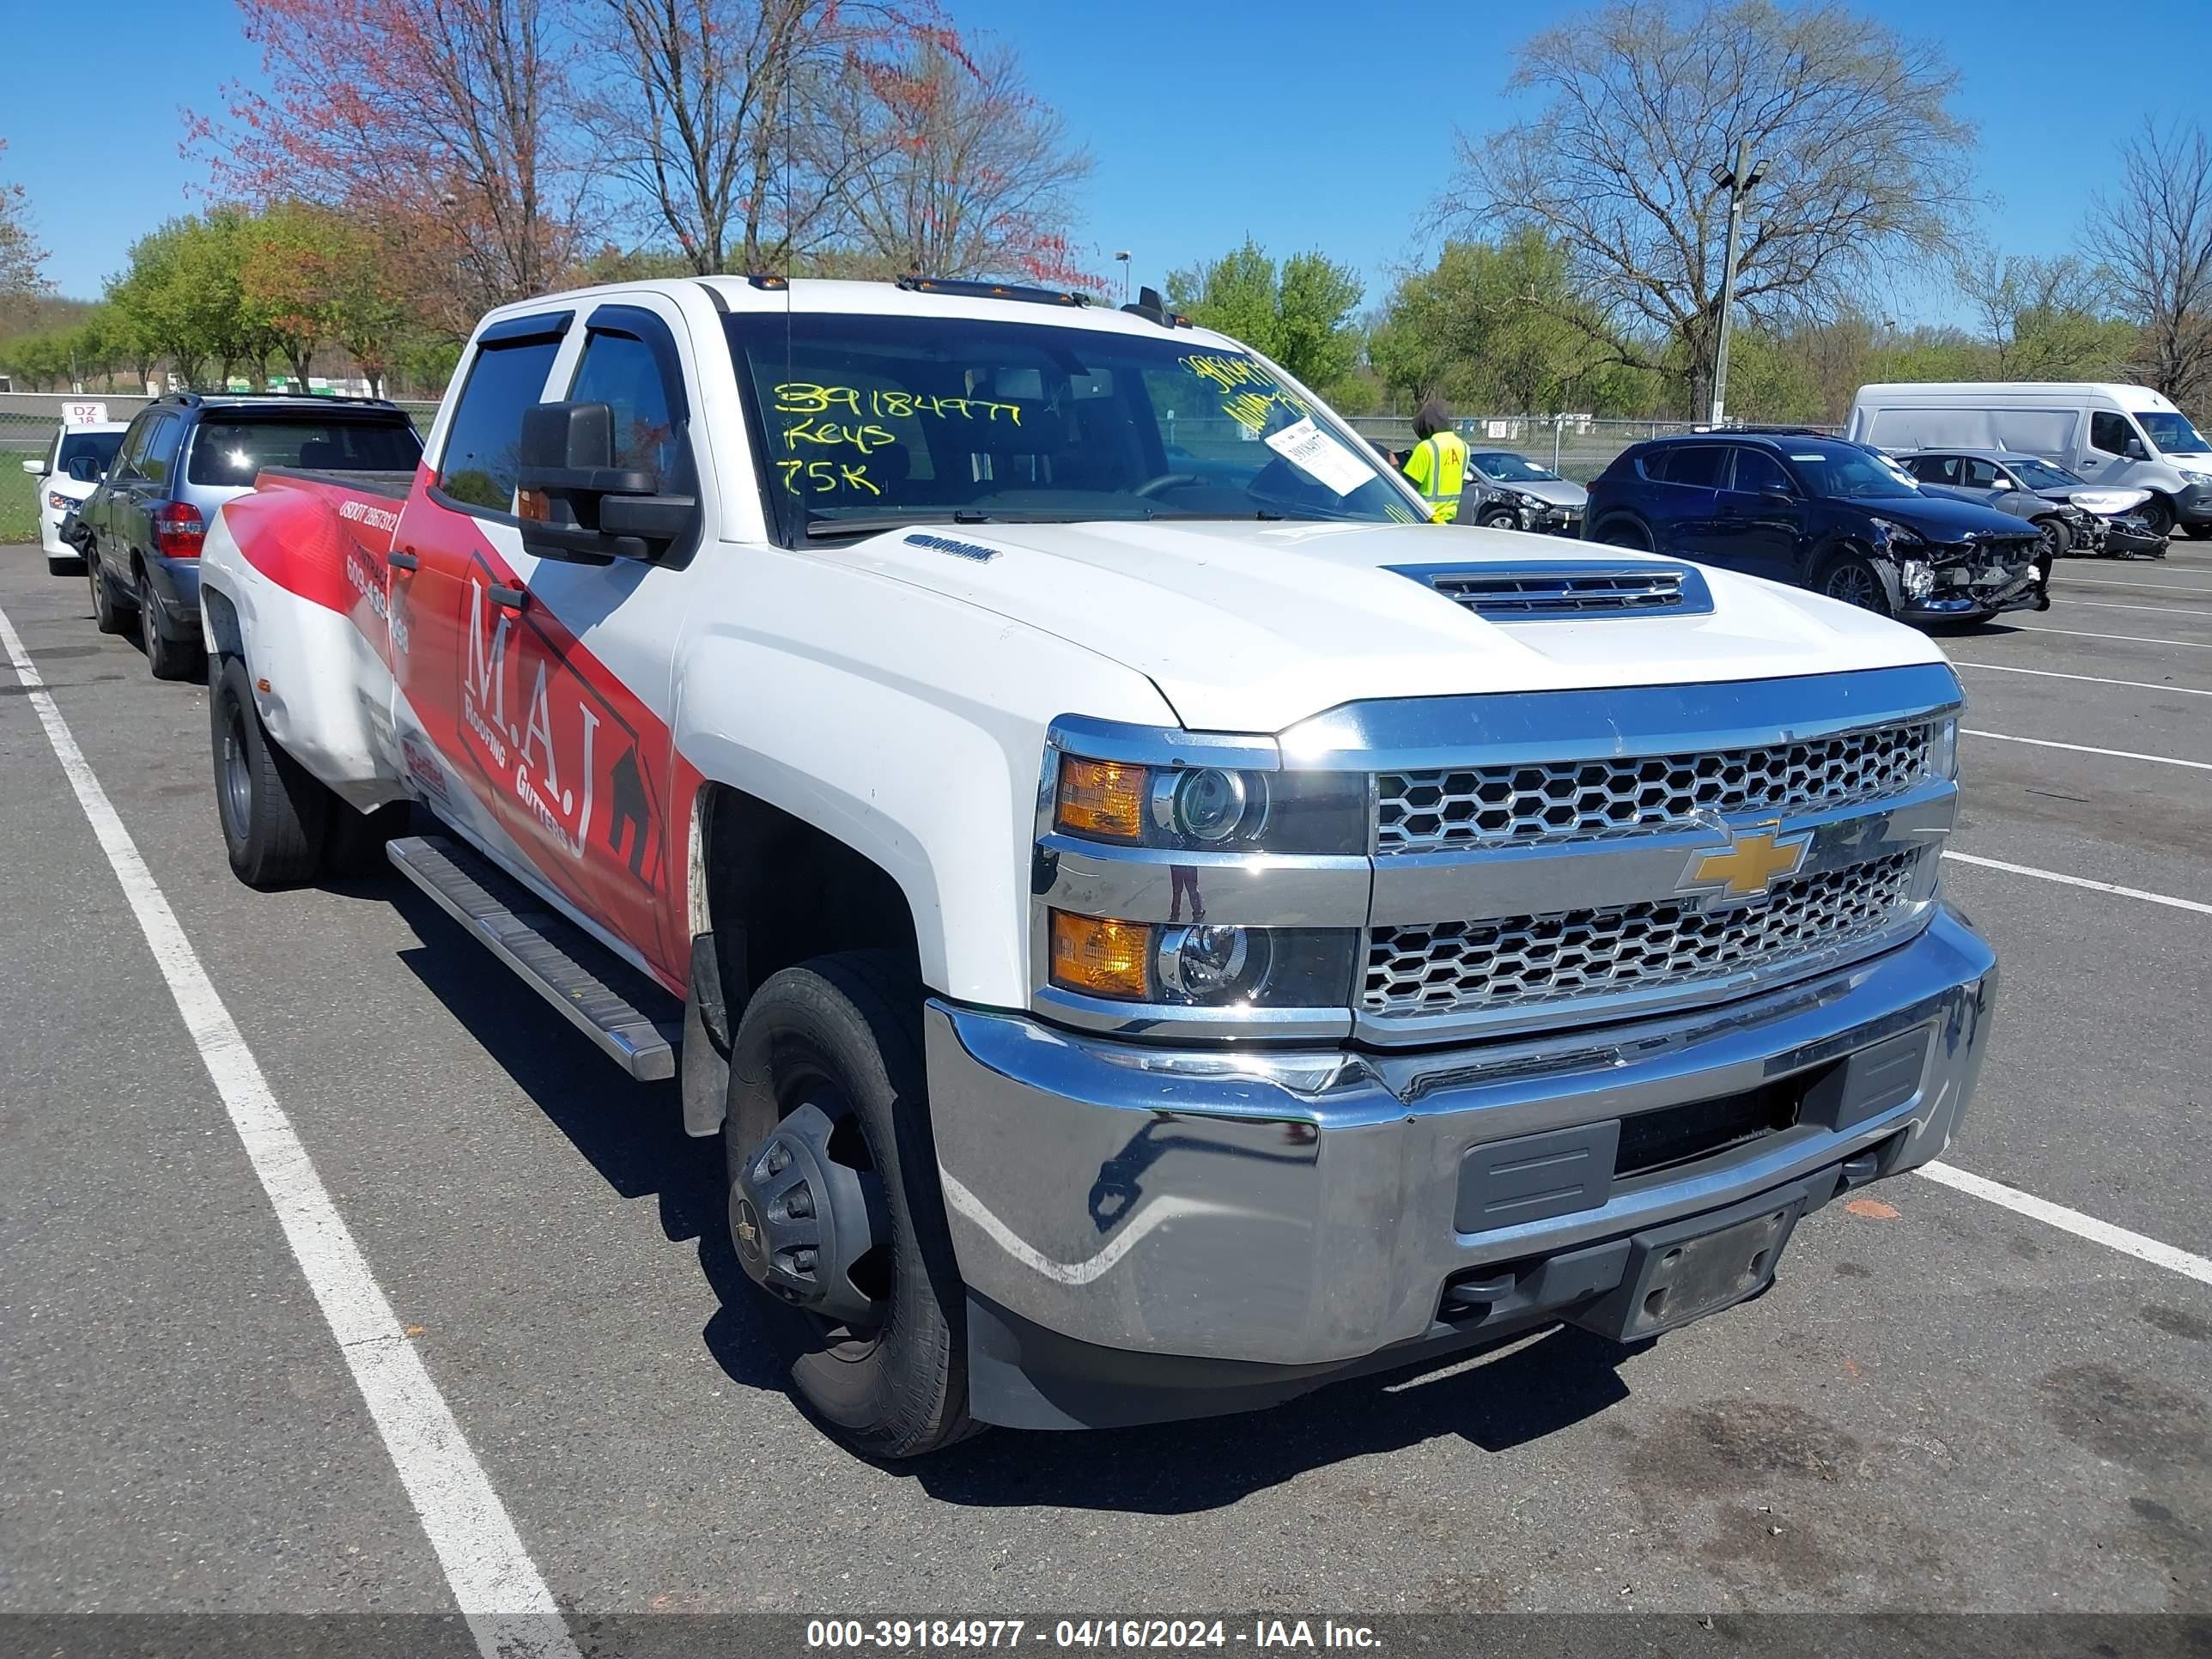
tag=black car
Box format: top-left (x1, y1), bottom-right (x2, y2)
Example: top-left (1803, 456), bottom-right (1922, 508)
top-left (1583, 433), bottom-right (2045, 624)
top-left (76, 392), bottom-right (423, 678)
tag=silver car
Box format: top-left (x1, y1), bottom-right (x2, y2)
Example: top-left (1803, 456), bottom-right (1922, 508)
top-left (1464, 450), bottom-right (1589, 537)
top-left (1893, 448), bottom-right (2162, 559)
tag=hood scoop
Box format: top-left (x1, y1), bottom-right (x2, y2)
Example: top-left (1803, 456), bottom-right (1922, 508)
top-left (1394, 559), bottom-right (1713, 620)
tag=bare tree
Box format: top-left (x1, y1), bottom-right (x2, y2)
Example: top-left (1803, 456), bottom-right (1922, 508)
top-left (2084, 118), bottom-right (2212, 409)
top-left (832, 41), bottom-right (1093, 287)
top-left (584, 0), bottom-right (994, 276)
top-left (1437, 0), bottom-right (1976, 413)
top-left (1952, 240), bottom-right (2130, 380)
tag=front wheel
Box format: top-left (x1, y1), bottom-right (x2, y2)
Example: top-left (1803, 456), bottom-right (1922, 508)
top-left (2134, 495), bottom-right (2175, 538)
top-left (723, 952), bottom-right (975, 1459)
top-left (211, 655), bottom-right (332, 887)
top-left (1815, 550), bottom-right (1897, 617)
top-left (1477, 507), bottom-right (1520, 531)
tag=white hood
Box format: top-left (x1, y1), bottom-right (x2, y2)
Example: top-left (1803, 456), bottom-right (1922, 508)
top-left (830, 519), bottom-right (1947, 732)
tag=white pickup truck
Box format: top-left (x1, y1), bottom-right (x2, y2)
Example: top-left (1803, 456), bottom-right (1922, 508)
top-left (198, 275), bottom-right (1997, 1457)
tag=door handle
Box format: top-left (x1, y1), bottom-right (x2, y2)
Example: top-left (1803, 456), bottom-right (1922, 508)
top-left (386, 549), bottom-right (419, 570)
top-left (488, 581), bottom-right (528, 611)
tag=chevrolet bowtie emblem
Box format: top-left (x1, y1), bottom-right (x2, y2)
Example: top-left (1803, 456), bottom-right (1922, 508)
top-left (1680, 824), bottom-right (1811, 902)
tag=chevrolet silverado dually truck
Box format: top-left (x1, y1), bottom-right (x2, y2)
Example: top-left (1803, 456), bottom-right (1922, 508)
top-left (197, 275), bottom-right (1998, 1458)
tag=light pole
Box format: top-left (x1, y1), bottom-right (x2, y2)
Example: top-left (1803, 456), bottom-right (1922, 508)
top-left (1115, 250), bottom-right (1132, 305)
top-left (1707, 140), bottom-right (1766, 427)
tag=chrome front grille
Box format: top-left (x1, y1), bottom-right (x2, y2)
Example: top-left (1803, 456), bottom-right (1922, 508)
top-left (1362, 850), bottom-right (1923, 1020)
top-left (1374, 720), bottom-right (1936, 856)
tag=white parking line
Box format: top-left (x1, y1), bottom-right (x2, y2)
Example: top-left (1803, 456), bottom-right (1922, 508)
top-left (1917, 1163), bottom-right (2212, 1287)
top-left (1950, 660), bottom-right (2212, 696)
top-left (0, 604), bottom-right (580, 1659)
top-left (2004, 623), bottom-right (2212, 651)
top-left (1960, 728), bottom-right (2212, 771)
top-left (2055, 575), bottom-right (2212, 594)
top-left (1942, 850), bottom-right (2212, 917)
top-left (2061, 598), bottom-right (2212, 617)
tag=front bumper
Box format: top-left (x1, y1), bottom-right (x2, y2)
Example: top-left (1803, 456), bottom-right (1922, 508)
top-left (1899, 557), bottom-right (2041, 623)
top-left (930, 906), bottom-right (1996, 1428)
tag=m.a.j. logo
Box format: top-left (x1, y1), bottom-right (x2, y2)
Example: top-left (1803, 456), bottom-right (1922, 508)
top-left (456, 567), bottom-right (661, 890)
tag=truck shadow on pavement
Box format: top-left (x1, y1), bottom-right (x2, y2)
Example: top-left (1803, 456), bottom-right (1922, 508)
top-left (388, 883), bottom-right (1641, 1511)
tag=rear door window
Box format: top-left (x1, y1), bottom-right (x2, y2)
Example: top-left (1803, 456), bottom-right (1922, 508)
top-left (437, 336), bottom-right (564, 511)
top-left (1959, 458), bottom-right (2002, 489)
top-left (139, 416), bottom-right (186, 486)
top-left (1658, 445), bottom-right (1729, 488)
top-left (186, 419), bottom-right (423, 486)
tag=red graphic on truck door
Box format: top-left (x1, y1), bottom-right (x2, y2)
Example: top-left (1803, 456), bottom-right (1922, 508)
top-left (446, 549), bottom-right (679, 981)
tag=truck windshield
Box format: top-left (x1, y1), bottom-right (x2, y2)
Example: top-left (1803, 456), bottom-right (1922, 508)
top-left (2140, 410), bottom-right (2210, 454)
top-left (726, 313), bottom-right (1420, 540)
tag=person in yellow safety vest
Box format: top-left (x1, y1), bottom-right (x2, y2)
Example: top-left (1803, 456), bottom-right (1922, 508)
top-left (1402, 398), bottom-right (1468, 521)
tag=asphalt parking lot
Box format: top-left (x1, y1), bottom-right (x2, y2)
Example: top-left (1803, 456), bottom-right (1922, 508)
top-left (1, 542), bottom-right (2208, 1632)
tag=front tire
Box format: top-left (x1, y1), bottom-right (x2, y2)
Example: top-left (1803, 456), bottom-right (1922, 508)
top-left (2135, 495), bottom-right (2175, 539)
top-left (211, 655), bottom-right (331, 887)
top-left (724, 952), bottom-right (975, 1459)
top-left (1815, 550), bottom-right (1897, 617)
top-left (1477, 507), bottom-right (1519, 531)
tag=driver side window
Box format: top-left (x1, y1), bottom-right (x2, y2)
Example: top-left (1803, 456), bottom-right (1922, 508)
top-left (2089, 410), bottom-right (2138, 457)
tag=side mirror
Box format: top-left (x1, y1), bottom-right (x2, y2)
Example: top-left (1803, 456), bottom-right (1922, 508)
top-left (21, 457), bottom-right (41, 477)
top-left (2123, 439), bottom-right (2148, 460)
top-left (514, 401), bottom-right (695, 563)
top-left (1760, 489), bottom-right (1797, 508)
top-left (67, 455), bottom-right (105, 483)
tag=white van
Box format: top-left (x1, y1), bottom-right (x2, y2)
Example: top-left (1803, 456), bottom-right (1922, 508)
top-left (1845, 382), bottom-right (2212, 539)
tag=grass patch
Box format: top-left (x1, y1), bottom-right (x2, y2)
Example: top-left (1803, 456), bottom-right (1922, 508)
top-left (0, 465), bottom-right (39, 545)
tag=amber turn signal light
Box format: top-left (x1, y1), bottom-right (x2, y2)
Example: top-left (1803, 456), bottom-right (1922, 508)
top-left (1048, 911), bottom-right (1152, 1000)
top-left (1054, 757), bottom-right (1149, 840)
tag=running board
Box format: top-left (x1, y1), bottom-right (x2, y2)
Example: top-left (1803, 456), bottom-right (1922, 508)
top-left (386, 836), bottom-right (680, 1081)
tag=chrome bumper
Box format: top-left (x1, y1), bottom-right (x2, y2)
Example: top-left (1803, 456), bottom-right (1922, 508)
top-left (927, 905), bottom-right (1996, 1370)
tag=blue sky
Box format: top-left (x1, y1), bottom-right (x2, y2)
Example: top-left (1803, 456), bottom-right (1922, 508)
top-left (9, 0), bottom-right (2209, 319)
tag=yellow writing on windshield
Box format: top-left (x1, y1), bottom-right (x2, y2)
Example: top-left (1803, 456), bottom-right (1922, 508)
top-left (1178, 355), bottom-right (1311, 434)
top-left (774, 383), bottom-right (1024, 425)
top-left (777, 459), bottom-right (882, 496)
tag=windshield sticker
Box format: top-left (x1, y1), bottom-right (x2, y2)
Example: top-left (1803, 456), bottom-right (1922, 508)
top-left (903, 532), bottom-right (999, 563)
top-left (1263, 416), bottom-right (1373, 496)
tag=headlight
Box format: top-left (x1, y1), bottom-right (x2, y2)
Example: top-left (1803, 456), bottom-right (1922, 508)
top-left (1053, 756), bottom-right (1365, 854)
top-left (1508, 489), bottom-right (1543, 509)
top-left (1901, 559), bottom-right (1936, 599)
top-left (1871, 517), bottom-right (1928, 550)
top-left (1928, 717), bottom-right (1958, 781)
top-left (1048, 910), bottom-right (1356, 1007)
top-left (47, 491), bottom-right (72, 512)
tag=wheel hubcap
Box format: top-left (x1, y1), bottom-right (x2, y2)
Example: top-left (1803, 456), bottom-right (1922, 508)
top-left (1828, 566), bottom-right (1877, 607)
top-left (221, 707), bottom-right (253, 839)
top-left (732, 1097), bottom-right (889, 1333)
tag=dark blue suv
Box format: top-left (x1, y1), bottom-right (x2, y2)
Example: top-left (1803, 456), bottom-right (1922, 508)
top-left (1583, 432), bottom-right (2047, 623)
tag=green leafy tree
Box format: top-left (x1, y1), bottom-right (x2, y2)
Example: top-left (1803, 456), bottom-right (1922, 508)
top-left (1166, 238), bottom-right (1364, 395)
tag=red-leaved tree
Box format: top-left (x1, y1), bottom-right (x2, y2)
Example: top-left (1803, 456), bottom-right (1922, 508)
top-left (191, 0), bottom-right (583, 337)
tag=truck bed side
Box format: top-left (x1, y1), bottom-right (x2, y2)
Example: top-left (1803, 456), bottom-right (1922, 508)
top-left (201, 466), bottom-right (421, 809)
